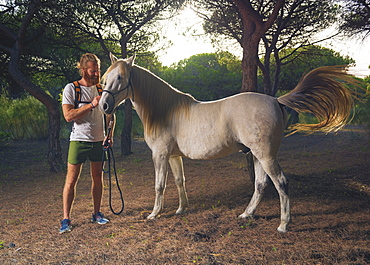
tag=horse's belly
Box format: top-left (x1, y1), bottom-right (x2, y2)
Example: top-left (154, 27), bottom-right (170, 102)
top-left (174, 138), bottom-right (241, 160)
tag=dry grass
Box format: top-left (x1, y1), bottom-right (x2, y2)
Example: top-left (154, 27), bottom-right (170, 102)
top-left (0, 128), bottom-right (369, 264)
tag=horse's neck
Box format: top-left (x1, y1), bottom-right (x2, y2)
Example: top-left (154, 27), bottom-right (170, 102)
top-left (132, 65), bottom-right (175, 103)
top-left (131, 100), bottom-right (144, 118)
top-left (131, 65), bottom-right (196, 136)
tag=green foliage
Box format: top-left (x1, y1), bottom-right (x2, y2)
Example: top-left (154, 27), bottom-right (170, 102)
top-left (114, 107), bottom-right (144, 139)
top-left (351, 76), bottom-right (370, 132)
top-left (0, 95), bottom-right (48, 140)
top-left (159, 52), bottom-right (242, 100)
top-left (0, 132), bottom-right (11, 149)
top-left (339, 0), bottom-right (370, 38)
top-left (277, 45), bottom-right (355, 91)
top-left (135, 52), bottom-right (166, 76)
top-left (353, 97), bottom-right (370, 131)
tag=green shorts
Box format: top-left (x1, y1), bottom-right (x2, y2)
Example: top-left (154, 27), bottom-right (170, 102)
top-left (68, 141), bottom-right (106, 164)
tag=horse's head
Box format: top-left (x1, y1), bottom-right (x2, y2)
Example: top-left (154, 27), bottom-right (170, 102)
top-left (99, 53), bottom-right (135, 115)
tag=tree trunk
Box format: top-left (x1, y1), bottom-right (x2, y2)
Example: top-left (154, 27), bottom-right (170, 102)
top-left (232, 0), bottom-right (284, 93)
top-left (47, 107), bottom-right (64, 172)
top-left (9, 53), bottom-right (64, 172)
top-left (121, 100), bottom-right (133, 156)
top-left (1, 1), bottom-right (64, 172)
top-left (240, 40), bottom-right (259, 92)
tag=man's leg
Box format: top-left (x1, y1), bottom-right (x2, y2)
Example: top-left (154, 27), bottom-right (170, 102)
top-left (63, 163), bottom-right (83, 220)
top-left (90, 161), bottom-right (103, 215)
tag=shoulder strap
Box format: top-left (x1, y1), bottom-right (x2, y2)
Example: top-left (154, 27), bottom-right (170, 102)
top-left (73, 81), bottom-right (81, 109)
top-left (96, 84), bottom-right (103, 96)
top-left (72, 81), bottom-right (102, 108)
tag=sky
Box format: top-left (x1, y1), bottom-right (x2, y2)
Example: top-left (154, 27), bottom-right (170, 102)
top-left (155, 8), bottom-right (217, 66)
top-left (155, 8), bottom-right (370, 78)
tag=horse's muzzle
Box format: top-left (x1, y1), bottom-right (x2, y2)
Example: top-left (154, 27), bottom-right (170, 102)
top-left (99, 96), bottom-right (114, 115)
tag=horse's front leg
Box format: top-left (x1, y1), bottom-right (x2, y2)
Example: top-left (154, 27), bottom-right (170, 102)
top-left (147, 153), bottom-right (169, 220)
top-left (169, 156), bottom-right (188, 215)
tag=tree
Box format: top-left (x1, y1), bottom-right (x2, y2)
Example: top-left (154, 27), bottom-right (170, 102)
top-left (230, 0), bottom-right (285, 92)
top-left (160, 52), bottom-right (242, 100)
top-left (195, 0), bottom-right (339, 96)
top-left (277, 45), bottom-right (355, 91)
top-left (0, 0), bottom-right (64, 172)
top-left (260, 0), bottom-right (338, 95)
top-left (194, 0), bottom-right (284, 92)
top-left (339, 0), bottom-right (370, 38)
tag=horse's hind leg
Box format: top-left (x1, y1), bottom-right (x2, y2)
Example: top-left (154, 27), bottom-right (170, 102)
top-left (259, 159), bottom-right (290, 233)
top-left (239, 157), bottom-right (269, 219)
top-left (169, 156), bottom-right (189, 215)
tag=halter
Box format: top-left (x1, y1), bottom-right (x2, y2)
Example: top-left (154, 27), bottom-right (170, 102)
top-left (102, 73), bottom-right (133, 107)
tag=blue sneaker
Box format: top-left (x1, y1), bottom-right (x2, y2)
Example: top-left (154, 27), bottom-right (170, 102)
top-left (92, 212), bottom-right (109, 224)
top-left (59, 219), bottom-right (72, 234)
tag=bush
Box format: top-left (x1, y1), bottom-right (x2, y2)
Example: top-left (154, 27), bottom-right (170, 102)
top-left (0, 131), bottom-right (10, 149)
top-left (352, 95), bottom-right (370, 133)
top-left (0, 95), bottom-right (48, 140)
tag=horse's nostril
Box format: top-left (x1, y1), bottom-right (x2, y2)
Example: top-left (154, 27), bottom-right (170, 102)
top-left (103, 103), bottom-right (109, 111)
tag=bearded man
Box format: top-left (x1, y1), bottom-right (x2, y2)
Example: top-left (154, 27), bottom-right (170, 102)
top-left (59, 53), bottom-right (114, 234)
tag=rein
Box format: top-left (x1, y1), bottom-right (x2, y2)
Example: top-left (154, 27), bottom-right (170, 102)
top-left (102, 73), bottom-right (133, 104)
top-left (102, 115), bottom-right (124, 215)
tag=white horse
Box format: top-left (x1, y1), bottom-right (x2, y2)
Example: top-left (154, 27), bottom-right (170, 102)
top-left (99, 54), bottom-right (355, 232)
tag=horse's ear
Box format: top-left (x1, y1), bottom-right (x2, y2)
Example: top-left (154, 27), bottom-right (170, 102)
top-left (110, 52), bottom-right (118, 64)
top-left (126, 54), bottom-right (136, 66)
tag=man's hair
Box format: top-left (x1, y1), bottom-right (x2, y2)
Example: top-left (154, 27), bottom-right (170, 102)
top-left (76, 53), bottom-right (101, 76)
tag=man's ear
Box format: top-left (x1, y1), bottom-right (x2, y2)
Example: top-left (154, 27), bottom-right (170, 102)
top-left (109, 52), bottom-right (118, 64)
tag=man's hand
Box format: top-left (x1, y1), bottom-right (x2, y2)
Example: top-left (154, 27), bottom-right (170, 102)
top-left (91, 95), bottom-right (101, 108)
top-left (103, 136), bottom-right (113, 149)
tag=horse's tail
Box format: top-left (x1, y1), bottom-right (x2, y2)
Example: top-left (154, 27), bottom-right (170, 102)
top-left (277, 66), bottom-right (358, 134)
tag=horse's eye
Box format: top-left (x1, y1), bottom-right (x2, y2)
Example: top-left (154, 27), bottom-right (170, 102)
top-left (117, 75), bottom-right (122, 80)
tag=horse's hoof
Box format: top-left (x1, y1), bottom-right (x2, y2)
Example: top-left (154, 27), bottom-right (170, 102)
top-left (175, 208), bottom-right (186, 215)
top-left (147, 213), bottom-right (158, 220)
top-left (277, 224), bottom-right (288, 233)
top-left (238, 213), bottom-right (253, 219)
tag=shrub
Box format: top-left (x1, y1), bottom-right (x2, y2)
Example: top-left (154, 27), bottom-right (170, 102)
top-left (352, 95), bottom-right (370, 134)
top-left (0, 95), bottom-right (48, 140)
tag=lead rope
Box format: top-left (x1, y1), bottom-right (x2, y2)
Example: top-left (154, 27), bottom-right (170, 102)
top-left (102, 115), bottom-right (124, 215)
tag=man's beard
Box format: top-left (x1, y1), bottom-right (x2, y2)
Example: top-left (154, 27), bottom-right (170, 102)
top-left (84, 73), bottom-right (100, 85)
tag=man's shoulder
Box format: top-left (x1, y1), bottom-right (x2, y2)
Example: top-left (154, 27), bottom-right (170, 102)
top-left (62, 83), bottom-right (77, 105)
top-left (64, 82), bottom-right (76, 91)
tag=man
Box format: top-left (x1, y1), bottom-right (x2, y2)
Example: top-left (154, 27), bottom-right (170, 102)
top-left (59, 53), bottom-right (114, 234)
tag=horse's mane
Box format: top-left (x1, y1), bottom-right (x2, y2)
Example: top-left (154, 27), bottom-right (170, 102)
top-left (131, 65), bottom-right (197, 136)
